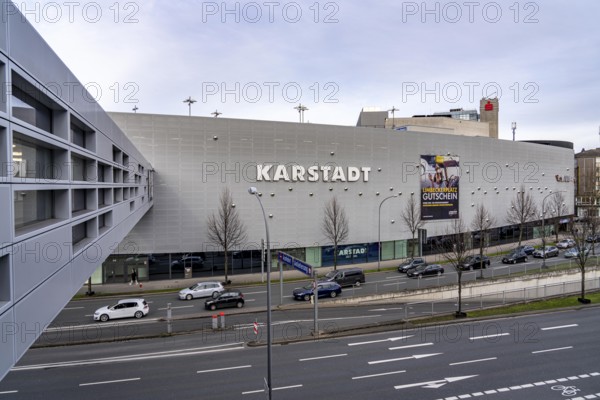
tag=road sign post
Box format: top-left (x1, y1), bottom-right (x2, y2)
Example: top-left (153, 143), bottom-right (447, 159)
top-left (278, 251), bottom-right (318, 336)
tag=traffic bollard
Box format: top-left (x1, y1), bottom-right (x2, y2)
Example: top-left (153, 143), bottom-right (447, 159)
top-left (219, 312), bottom-right (225, 329)
top-left (212, 315), bottom-right (218, 330)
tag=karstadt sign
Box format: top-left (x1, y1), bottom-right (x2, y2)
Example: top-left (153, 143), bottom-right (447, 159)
top-left (256, 164), bottom-right (371, 182)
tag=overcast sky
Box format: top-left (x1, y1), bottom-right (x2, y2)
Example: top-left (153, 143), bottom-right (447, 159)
top-left (17, 0), bottom-right (600, 152)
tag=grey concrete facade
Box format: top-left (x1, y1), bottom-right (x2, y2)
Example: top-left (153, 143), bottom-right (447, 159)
top-left (111, 112), bottom-right (575, 258)
top-left (0, 8), bottom-right (153, 380)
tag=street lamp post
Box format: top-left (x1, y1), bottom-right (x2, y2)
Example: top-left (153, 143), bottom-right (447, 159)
top-left (378, 195), bottom-right (398, 271)
top-left (541, 191), bottom-right (565, 269)
top-left (248, 187), bottom-right (272, 399)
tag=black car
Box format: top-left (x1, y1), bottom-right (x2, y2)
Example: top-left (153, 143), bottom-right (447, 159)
top-left (398, 257), bottom-right (427, 273)
top-left (205, 291), bottom-right (244, 311)
top-left (460, 255), bottom-right (490, 270)
top-left (502, 250), bottom-right (528, 264)
top-left (407, 264), bottom-right (444, 278)
top-left (586, 234), bottom-right (600, 243)
top-left (514, 245), bottom-right (535, 255)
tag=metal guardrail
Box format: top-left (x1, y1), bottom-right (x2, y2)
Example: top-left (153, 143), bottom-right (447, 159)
top-left (400, 277), bottom-right (599, 319)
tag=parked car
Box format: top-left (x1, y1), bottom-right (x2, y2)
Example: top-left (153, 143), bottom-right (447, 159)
top-left (407, 264), bottom-right (444, 278)
top-left (532, 246), bottom-right (559, 258)
top-left (94, 298), bottom-right (149, 322)
top-left (556, 239), bottom-right (576, 249)
top-left (514, 245), bottom-right (535, 255)
top-left (502, 250), bottom-right (528, 264)
top-left (204, 291), bottom-right (244, 311)
top-left (321, 268), bottom-right (365, 287)
top-left (564, 247), bottom-right (590, 258)
top-left (398, 257), bottom-right (427, 273)
top-left (179, 281), bottom-right (225, 300)
top-left (171, 255), bottom-right (204, 269)
top-left (293, 282), bottom-right (342, 301)
top-left (586, 234), bottom-right (600, 243)
top-left (460, 255), bottom-right (490, 270)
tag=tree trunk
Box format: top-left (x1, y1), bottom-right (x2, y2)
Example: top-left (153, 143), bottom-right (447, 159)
top-left (457, 271), bottom-right (462, 314)
top-left (224, 250), bottom-right (229, 284)
top-left (333, 244), bottom-right (338, 271)
top-left (518, 224), bottom-right (523, 247)
top-left (581, 267), bottom-right (586, 300)
top-left (411, 231), bottom-right (416, 258)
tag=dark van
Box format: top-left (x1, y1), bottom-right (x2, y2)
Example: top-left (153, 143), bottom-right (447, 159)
top-left (322, 268), bottom-right (366, 287)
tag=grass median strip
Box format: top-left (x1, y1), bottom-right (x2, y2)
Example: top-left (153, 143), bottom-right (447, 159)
top-left (410, 292), bottom-right (600, 325)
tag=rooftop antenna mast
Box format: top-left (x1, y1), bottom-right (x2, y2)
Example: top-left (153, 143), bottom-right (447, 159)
top-left (183, 96), bottom-right (196, 117)
top-left (388, 106), bottom-right (399, 129)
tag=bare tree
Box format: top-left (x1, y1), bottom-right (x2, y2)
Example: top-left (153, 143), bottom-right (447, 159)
top-left (437, 218), bottom-right (470, 317)
top-left (321, 196), bottom-right (349, 271)
top-left (470, 203), bottom-right (496, 279)
top-left (206, 188), bottom-right (247, 284)
top-left (400, 194), bottom-right (424, 258)
top-left (506, 186), bottom-right (538, 246)
top-left (585, 211), bottom-right (600, 256)
top-left (550, 192), bottom-right (568, 242)
top-left (571, 221), bottom-right (592, 304)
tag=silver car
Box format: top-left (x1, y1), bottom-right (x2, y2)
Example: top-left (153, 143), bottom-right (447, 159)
top-left (179, 281), bottom-right (225, 300)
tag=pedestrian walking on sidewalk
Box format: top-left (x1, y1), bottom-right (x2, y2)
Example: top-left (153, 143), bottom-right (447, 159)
top-left (130, 268), bottom-right (138, 285)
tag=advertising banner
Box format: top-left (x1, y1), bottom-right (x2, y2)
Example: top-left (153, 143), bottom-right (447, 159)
top-left (420, 155), bottom-right (460, 220)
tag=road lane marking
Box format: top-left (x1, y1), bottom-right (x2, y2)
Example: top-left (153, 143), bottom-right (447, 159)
top-left (469, 333), bottom-right (510, 340)
top-left (12, 343), bottom-right (245, 371)
top-left (45, 318), bottom-right (162, 332)
top-left (394, 375), bottom-right (478, 390)
top-left (348, 335), bottom-right (413, 346)
top-left (197, 365), bottom-right (252, 374)
top-left (383, 282), bottom-right (407, 287)
top-left (368, 307), bottom-right (404, 312)
top-left (437, 372), bottom-right (600, 400)
top-left (299, 354), bottom-right (347, 362)
top-left (80, 377), bottom-right (140, 387)
top-left (245, 299), bottom-right (256, 302)
top-left (157, 305), bottom-right (194, 310)
top-left (0, 391), bottom-right (18, 395)
top-left (449, 357), bottom-right (497, 366)
top-left (541, 324), bottom-right (578, 330)
top-left (243, 291), bottom-right (267, 295)
top-left (369, 353), bottom-right (442, 365)
top-left (532, 346), bottom-right (573, 354)
top-left (352, 370), bottom-right (406, 380)
top-left (242, 384), bottom-right (302, 395)
top-left (389, 342), bottom-right (434, 351)
top-left (63, 307), bottom-right (84, 310)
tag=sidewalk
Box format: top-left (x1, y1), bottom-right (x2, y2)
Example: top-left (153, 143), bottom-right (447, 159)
top-left (76, 236), bottom-right (553, 298)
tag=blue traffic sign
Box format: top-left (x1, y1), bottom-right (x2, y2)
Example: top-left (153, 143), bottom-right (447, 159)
top-left (278, 251), bottom-right (312, 276)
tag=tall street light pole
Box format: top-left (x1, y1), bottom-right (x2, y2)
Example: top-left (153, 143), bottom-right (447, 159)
top-left (248, 187), bottom-right (272, 399)
top-left (378, 195), bottom-right (398, 271)
top-left (541, 190), bottom-right (565, 269)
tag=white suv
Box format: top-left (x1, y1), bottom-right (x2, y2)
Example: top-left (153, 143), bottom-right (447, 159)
top-left (179, 281), bottom-right (225, 300)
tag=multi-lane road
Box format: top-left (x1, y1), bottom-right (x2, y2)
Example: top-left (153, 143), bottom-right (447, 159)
top-left (2, 307), bottom-right (599, 399)
top-left (33, 250), bottom-right (593, 346)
